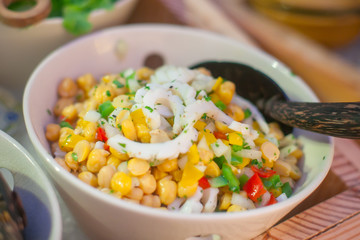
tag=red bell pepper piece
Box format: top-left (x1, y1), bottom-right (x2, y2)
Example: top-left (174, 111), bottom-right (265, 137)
top-left (251, 165), bottom-right (276, 178)
top-left (213, 131), bottom-right (227, 140)
top-left (96, 127), bottom-right (108, 142)
top-left (266, 193), bottom-right (277, 206)
top-left (243, 173), bottom-right (267, 202)
top-left (103, 143), bottom-right (110, 151)
top-left (198, 176), bottom-right (211, 189)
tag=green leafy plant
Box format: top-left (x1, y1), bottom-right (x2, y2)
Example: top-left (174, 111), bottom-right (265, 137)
top-left (8, 0), bottom-right (119, 35)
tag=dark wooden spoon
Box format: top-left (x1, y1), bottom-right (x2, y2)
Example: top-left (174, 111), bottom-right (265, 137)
top-left (190, 61), bottom-right (360, 139)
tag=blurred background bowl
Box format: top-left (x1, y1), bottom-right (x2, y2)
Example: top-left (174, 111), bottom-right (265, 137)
top-left (0, 0), bottom-right (138, 98)
top-left (247, 0), bottom-right (360, 48)
top-left (23, 24), bottom-right (333, 240)
top-left (0, 130), bottom-right (62, 240)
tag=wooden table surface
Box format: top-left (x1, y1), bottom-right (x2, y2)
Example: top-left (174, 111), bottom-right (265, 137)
top-left (124, 0), bottom-right (360, 239)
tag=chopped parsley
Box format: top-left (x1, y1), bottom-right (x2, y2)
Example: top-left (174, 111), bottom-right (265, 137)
top-left (106, 90), bottom-right (111, 97)
top-left (71, 152), bottom-right (78, 162)
top-left (59, 121), bottom-right (73, 129)
top-left (215, 100), bottom-right (227, 111)
top-left (113, 80), bottom-right (124, 88)
top-left (145, 106), bottom-right (154, 113)
top-left (244, 109), bottom-right (252, 119)
top-left (118, 143), bottom-right (126, 148)
top-left (204, 95), bottom-right (211, 102)
top-left (46, 109), bottom-right (52, 116)
top-left (201, 113), bottom-right (208, 120)
top-left (144, 85), bottom-right (150, 90)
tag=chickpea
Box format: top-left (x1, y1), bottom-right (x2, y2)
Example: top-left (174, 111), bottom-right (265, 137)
top-left (58, 77), bottom-right (78, 98)
top-left (54, 157), bottom-right (70, 172)
top-left (64, 151), bottom-right (79, 171)
top-left (45, 123), bottom-right (61, 142)
top-left (53, 97), bottom-right (74, 116)
top-left (98, 165), bottom-right (116, 188)
top-left (78, 171), bottom-right (98, 187)
top-left (141, 195), bottom-right (161, 208)
top-left (126, 187), bottom-right (144, 201)
top-left (139, 173), bottom-right (156, 194)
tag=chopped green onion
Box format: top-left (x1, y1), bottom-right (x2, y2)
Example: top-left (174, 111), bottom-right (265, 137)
top-left (215, 100), bottom-right (227, 111)
top-left (71, 152), bottom-right (78, 162)
top-left (145, 106), bottom-right (154, 113)
top-left (244, 109), bottom-right (252, 119)
top-left (98, 101), bottom-right (115, 119)
top-left (60, 121), bottom-right (73, 129)
top-left (113, 80), bottom-right (124, 88)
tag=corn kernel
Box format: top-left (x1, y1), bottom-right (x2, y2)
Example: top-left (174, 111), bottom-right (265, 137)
top-left (93, 84), bottom-right (115, 104)
top-left (254, 136), bottom-right (268, 147)
top-left (204, 161), bottom-right (221, 177)
top-left (268, 122), bottom-right (284, 140)
top-left (61, 104), bottom-right (77, 122)
top-left (135, 123), bottom-right (151, 143)
top-left (216, 81), bottom-right (235, 105)
top-left (157, 178), bottom-right (177, 205)
top-left (225, 104), bottom-right (245, 122)
top-left (157, 158), bottom-right (178, 172)
top-left (87, 149), bottom-right (110, 173)
top-left (136, 67), bottom-right (154, 80)
top-left (198, 148), bottom-right (214, 165)
top-left (111, 172), bottom-right (132, 196)
top-left (64, 151), bottom-right (79, 170)
top-left (139, 173), bottom-right (157, 194)
top-left (77, 73), bottom-right (96, 96)
top-left (115, 109), bottom-right (131, 127)
top-left (152, 168), bottom-right (168, 180)
top-left (121, 119), bottom-right (137, 141)
top-left (109, 147), bottom-right (129, 161)
top-left (130, 109), bottom-right (147, 125)
top-left (73, 140), bottom-right (91, 162)
top-left (170, 169), bottom-right (183, 182)
top-left (127, 158), bottom-right (150, 176)
top-left (59, 128), bottom-right (86, 152)
top-left (269, 188), bottom-right (282, 198)
top-left (78, 171), bottom-right (98, 187)
top-left (198, 129), bottom-right (217, 146)
top-left (112, 95), bottom-right (133, 109)
top-left (289, 149), bottom-right (303, 160)
top-left (107, 155), bottom-right (121, 168)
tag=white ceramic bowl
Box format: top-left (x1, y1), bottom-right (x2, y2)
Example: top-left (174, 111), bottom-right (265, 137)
top-left (0, 130), bottom-right (62, 240)
top-left (0, 0), bottom-right (138, 97)
top-left (23, 24), bottom-right (334, 240)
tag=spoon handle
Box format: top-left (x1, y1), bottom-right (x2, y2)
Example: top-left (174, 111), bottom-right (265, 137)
top-left (265, 101), bottom-right (360, 138)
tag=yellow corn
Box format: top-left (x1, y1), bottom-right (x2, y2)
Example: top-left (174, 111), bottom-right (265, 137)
top-left (225, 104), bottom-right (245, 122)
top-left (260, 141), bottom-right (280, 165)
top-left (252, 121), bottom-right (261, 132)
top-left (254, 136), bottom-right (268, 147)
top-left (289, 164), bottom-right (302, 180)
top-left (64, 151), bottom-right (79, 170)
top-left (228, 132), bottom-right (243, 146)
top-left (215, 121), bottom-right (233, 134)
top-left (73, 140), bottom-right (91, 162)
top-left (268, 122), bottom-right (284, 140)
top-left (109, 147), bottom-right (129, 161)
top-left (212, 77), bottom-right (223, 91)
top-left (233, 157), bottom-right (251, 169)
top-left (194, 120), bottom-right (207, 131)
top-left (78, 171), bottom-right (98, 187)
top-left (130, 108), bottom-right (147, 125)
top-left (152, 168), bottom-right (168, 180)
top-left (110, 172), bottom-right (132, 196)
top-left (227, 205), bottom-right (245, 212)
top-left (127, 158), bottom-right (150, 176)
top-left (187, 144), bottom-right (200, 164)
top-left (204, 161), bottom-right (221, 177)
top-left (157, 158), bottom-right (178, 172)
top-left (216, 81), bottom-right (235, 105)
top-left (135, 123), bottom-right (151, 143)
top-left (170, 169), bottom-right (183, 182)
top-left (101, 74), bottom-right (113, 83)
top-left (112, 95), bottom-right (133, 109)
top-left (107, 155), bottom-right (121, 168)
top-left (87, 149), bottom-right (110, 173)
top-left (136, 67), bottom-right (154, 80)
top-left (289, 148), bottom-right (303, 160)
top-left (157, 178), bottom-right (177, 205)
top-left (77, 73), bottom-right (96, 96)
top-left (81, 121), bottom-right (97, 142)
top-left (93, 84), bottom-right (115, 104)
top-left (219, 192), bottom-right (232, 210)
top-left (209, 92), bottom-right (220, 104)
top-left (59, 128), bottom-right (86, 152)
top-left (121, 118), bottom-right (137, 141)
top-left (198, 129), bottom-right (217, 146)
top-left (61, 104), bottom-right (77, 122)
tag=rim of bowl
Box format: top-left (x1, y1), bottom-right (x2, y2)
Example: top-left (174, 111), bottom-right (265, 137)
top-left (23, 23), bottom-right (334, 221)
top-left (0, 130), bottom-right (62, 239)
top-left (35, 0), bottom-right (136, 25)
